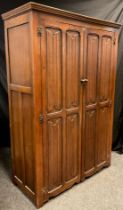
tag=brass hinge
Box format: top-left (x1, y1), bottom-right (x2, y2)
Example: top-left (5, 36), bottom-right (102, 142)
top-left (37, 27), bottom-right (43, 36)
top-left (113, 38), bottom-right (116, 45)
top-left (39, 114), bottom-right (44, 124)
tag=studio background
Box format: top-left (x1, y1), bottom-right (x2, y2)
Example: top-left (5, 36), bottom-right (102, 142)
top-left (0, 0), bottom-right (123, 152)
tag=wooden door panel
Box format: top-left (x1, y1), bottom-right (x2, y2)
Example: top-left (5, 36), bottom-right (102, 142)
top-left (96, 107), bottom-right (109, 166)
top-left (41, 19), bottom-right (82, 198)
top-left (84, 110), bottom-right (96, 175)
top-left (83, 29), bottom-right (114, 176)
top-left (83, 30), bottom-right (99, 176)
top-left (85, 34), bottom-right (99, 105)
top-left (65, 114), bottom-right (79, 181)
top-left (47, 118), bottom-right (63, 192)
top-left (66, 31), bottom-right (80, 108)
top-left (99, 36), bottom-right (112, 102)
top-left (96, 32), bottom-right (114, 168)
top-left (42, 25), bottom-right (64, 198)
top-left (46, 28), bottom-right (62, 113)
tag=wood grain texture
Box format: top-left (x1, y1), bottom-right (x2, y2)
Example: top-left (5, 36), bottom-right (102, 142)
top-left (66, 114), bottom-right (79, 181)
top-left (2, 2), bottom-right (120, 208)
top-left (46, 28), bottom-right (62, 113)
top-left (82, 29), bottom-right (116, 178)
top-left (8, 23), bottom-right (31, 86)
top-left (86, 33), bottom-right (99, 105)
top-left (66, 31), bottom-right (80, 109)
top-left (84, 110), bottom-right (96, 175)
top-left (47, 118), bottom-right (62, 192)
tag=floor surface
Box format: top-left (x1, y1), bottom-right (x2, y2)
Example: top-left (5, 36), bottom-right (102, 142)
top-left (0, 149), bottom-right (123, 210)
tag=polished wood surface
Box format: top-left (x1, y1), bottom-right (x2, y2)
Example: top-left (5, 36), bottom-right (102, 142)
top-left (83, 29), bottom-right (116, 177)
top-left (2, 2), bottom-right (120, 208)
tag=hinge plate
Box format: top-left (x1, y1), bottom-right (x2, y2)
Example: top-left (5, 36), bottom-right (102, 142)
top-left (37, 27), bottom-right (42, 36)
top-left (113, 38), bottom-right (116, 45)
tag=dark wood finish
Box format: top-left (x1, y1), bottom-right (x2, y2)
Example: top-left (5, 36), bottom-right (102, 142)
top-left (83, 29), bottom-right (117, 177)
top-left (2, 2), bottom-right (120, 208)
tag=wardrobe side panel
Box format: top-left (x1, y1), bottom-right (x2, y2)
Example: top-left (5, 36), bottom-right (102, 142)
top-left (5, 15), bottom-right (35, 193)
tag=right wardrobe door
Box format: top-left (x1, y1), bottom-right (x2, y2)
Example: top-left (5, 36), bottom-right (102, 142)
top-left (82, 28), bottom-right (115, 178)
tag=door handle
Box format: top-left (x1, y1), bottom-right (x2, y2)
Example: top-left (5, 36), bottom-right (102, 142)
top-left (80, 78), bottom-right (88, 85)
top-left (39, 114), bottom-right (44, 124)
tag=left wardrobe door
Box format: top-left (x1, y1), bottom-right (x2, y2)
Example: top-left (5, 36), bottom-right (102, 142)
top-left (39, 16), bottom-right (84, 200)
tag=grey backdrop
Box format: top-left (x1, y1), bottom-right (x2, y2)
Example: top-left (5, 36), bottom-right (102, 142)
top-left (0, 0), bottom-right (123, 152)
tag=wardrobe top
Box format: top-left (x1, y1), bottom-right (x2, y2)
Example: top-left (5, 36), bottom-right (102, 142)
top-left (2, 1), bottom-right (121, 29)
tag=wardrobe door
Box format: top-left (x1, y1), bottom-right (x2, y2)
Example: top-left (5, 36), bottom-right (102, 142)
top-left (41, 25), bottom-right (64, 199)
top-left (40, 17), bottom-right (83, 199)
top-left (64, 26), bottom-right (82, 187)
top-left (83, 28), bottom-right (115, 177)
top-left (96, 31), bottom-right (115, 169)
top-left (83, 29), bottom-right (99, 177)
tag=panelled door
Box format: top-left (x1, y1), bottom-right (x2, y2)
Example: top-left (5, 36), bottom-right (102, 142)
top-left (83, 28), bottom-right (115, 177)
top-left (96, 30), bottom-right (115, 169)
top-left (40, 16), bottom-right (83, 199)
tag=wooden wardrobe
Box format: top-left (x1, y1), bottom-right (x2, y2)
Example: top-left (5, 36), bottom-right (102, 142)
top-left (2, 2), bottom-right (120, 208)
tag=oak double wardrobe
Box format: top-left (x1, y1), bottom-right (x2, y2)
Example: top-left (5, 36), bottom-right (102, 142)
top-left (2, 2), bottom-right (120, 208)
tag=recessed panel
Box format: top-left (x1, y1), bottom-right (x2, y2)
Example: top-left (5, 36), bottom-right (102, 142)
top-left (11, 91), bottom-right (24, 181)
top-left (66, 31), bottom-right (80, 109)
top-left (22, 94), bottom-right (34, 191)
top-left (99, 36), bottom-right (112, 102)
top-left (47, 118), bottom-right (63, 191)
top-left (97, 107), bottom-right (109, 165)
top-left (8, 24), bottom-right (31, 86)
top-left (11, 91), bottom-right (34, 191)
top-left (86, 34), bottom-right (99, 105)
top-left (65, 114), bottom-right (79, 181)
top-left (46, 28), bottom-right (62, 113)
top-left (84, 110), bottom-right (96, 173)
